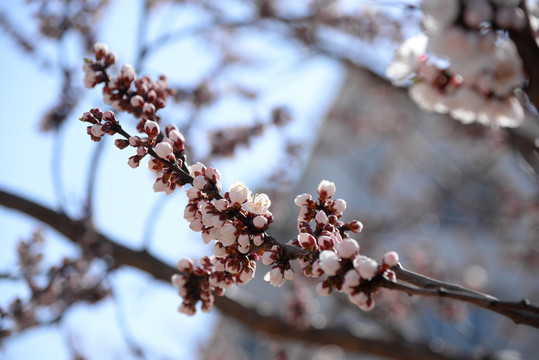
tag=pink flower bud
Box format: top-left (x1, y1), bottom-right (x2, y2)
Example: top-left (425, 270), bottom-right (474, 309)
top-left (153, 178), bottom-right (169, 192)
top-left (129, 136), bottom-right (141, 147)
top-left (102, 110), bottom-right (116, 122)
top-left (349, 220), bottom-right (363, 233)
top-left (144, 120), bottom-right (160, 138)
top-left (333, 199), bottom-right (346, 213)
top-left (343, 269), bottom-right (361, 294)
top-left (337, 239), bottom-right (360, 258)
top-left (201, 229), bottom-right (214, 244)
top-left (147, 158), bottom-right (163, 172)
top-left (317, 180), bottom-right (336, 199)
top-left (349, 292), bottom-right (369, 307)
top-left (262, 251), bottom-right (277, 266)
top-left (168, 129), bottom-right (185, 151)
top-left (93, 42), bottom-right (109, 58)
top-left (298, 232), bottom-right (316, 250)
top-left (189, 162), bottom-right (206, 177)
top-left (81, 111), bottom-right (95, 123)
top-left (211, 215), bottom-right (225, 228)
top-left (359, 298), bottom-right (374, 311)
top-left (143, 102), bottom-right (155, 115)
top-left (127, 156), bottom-right (140, 168)
top-left (319, 250), bottom-right (340, 275)
top-left (154, 142), bottom-right (173, 159)
top-left (90, 124), bottom-right (105, 137)
top-left (214, 241), bottom-right (226, 257)
top-left (114, 139), bottom-right (129, 149)
top-left (130, 95), bottom-right (145, 107)
top-left (178, 302), bottom-right (196, 316)
top-left (317, 235), bottom-right (334, 250)
top-left (186, 187), bottom-right (201, 200)
top-left (252, 234), bottom-right (264, 246)
top-left (237, 266), bottom-right (255, 285)
top-left (298, 206), bottom-right (310, 221)
top-left (294, 193), bottom-right (312, 207)
top-left (177, 258), bottom-right (194, 272)
top-left (205, 167), bottom-right (220, 182)
top-left (383, 251), bottom-right (399, 267)
top-left (136, 146), bottom-right (148, 156)
top-left (264, 267), bottom-right (286, 287)
top-left (316, 281), bottom-right (332, 296)
top-left (354, 256), bottom-right (378, 280)
top-left (219, 222), bottom-right (237, 246)
top-left (253, 215), bottom-right (268, 229)
top-left (284, 268), bottom-right (294, 281)
top-left (193, 175), bottom-right (208, 190)
top-left (120, 64), bottom-right (136, 82)
top-left (238, 242), bottom-right (250, 254)
top-left (188, 218), bottom-right (204, 232)
top-left (315, 211), bottom-right (328, 225)
top-left (171, 274), bottom-right (187, 288)
top-left (237, 233), bottom-right (250, 248)
top-left (214, 199), bottom-right (229, 212)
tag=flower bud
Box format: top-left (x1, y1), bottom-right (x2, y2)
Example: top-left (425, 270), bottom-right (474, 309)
top-left (316, 281), bottom-right (332, 296)
top-left (354, 256), bottom-right (378, 280)
top-left (298, 232), bottom-right (317, 250)
top-left (177, 258), bottom-right (194, 272)
top-left (264, 267), bottom-right (286, 287)
top-left (130, 95), bottom-right (145, 108)
top-left (144, 120), bottom-right (160, 138)
top-left (337, 239), bottom-right (359, 259)
top-left (317, 180), bottom-right (336, 199)
top-left (332, 199), bottom-right (346, 213)
top-left (193, 175), bottom-right (208, 190)
top-left (319, 250), bottom-right (340, 275)
top-left (253, 215), bottom-right (268, 229)
top-left (294, 193), bottom-right (312, 207)
top-left (315, 211), bottom-right (328, 225)
top-left (383, 251), bottom-right (399, 267)
top-left (154, 141), bottom-right (173, 159)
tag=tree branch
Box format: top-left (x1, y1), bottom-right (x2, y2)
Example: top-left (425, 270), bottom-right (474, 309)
top-left (391, 264), bottom-right (539, 328)
top-left (0, 188), bottom-right (475, 360)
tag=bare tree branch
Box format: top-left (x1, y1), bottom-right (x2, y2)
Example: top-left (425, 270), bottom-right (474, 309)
top-left (0, 188), bottom-right (477, 360)
top-left (387, 265), bottom-right (539, 328)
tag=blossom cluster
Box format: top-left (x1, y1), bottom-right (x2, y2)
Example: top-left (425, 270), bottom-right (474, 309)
top-left (263, 180), bottom-right (399, 310)
top-left (83, 42), bottom-right (174, 130)
top-left (80, 108), bottom-right (119, 142)
top-left (80, 43), bottom-right (401, 316)
top-left (386, 0), bottom-right (527, 127)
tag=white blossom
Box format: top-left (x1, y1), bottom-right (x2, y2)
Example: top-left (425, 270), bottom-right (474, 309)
top-left (229, 181), bottom-right (251, 204)
top-left (319, 250), bottom-right (340, 275)
top-left (354, 256), bottom-right (379, 280)
top-left (244, 193), bottom-right (271, 215)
